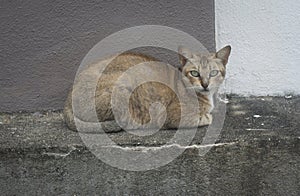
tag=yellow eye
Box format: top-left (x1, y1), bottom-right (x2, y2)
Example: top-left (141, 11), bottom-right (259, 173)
top-left (210, 70), bottom-right (219, 77)
top-left (190, 70), bottom-right (200, 77)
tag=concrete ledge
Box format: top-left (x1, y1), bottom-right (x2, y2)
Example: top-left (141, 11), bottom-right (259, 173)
top-left (0, 97), bottom-right (299, 195)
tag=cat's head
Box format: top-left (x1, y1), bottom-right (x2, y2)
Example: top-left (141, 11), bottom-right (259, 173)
top-left (178, 45), bottom-right (231, 95)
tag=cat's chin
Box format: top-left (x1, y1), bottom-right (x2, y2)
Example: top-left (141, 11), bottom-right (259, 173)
top-left (190, 88), bottom-right (211, 96)
top-left (198, 90), bottom-right (211, 96)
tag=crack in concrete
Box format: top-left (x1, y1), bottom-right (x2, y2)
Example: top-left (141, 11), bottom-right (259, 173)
top-left (98, 142), bottom-right (237, 152)
top-left (42, 147), bottom-right (77, 158)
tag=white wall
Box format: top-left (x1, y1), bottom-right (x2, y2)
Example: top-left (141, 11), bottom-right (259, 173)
top-left (216, 0), bottom-right (300, 96)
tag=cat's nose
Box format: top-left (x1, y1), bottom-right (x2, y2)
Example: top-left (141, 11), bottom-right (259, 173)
top-left (201, 83), bottom-right (209, 90)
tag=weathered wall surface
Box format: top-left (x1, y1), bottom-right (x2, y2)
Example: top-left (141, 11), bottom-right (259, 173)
top-left (216, 0), bottom-right (300, 96)
top-left (0, 0), bottom-right (215, 112)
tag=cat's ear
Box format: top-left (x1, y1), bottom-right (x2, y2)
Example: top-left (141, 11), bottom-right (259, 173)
top-left (216, 45), bottom-right (231, 66)
top-left (178, 46), bottom-right (193, 68)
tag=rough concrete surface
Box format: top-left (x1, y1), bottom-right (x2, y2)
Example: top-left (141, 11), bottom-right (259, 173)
top-left (0, 97), bottom-right (299, 195)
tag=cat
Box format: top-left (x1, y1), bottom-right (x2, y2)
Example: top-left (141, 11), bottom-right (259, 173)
top-left (63, 46), bottom-right (231, 132)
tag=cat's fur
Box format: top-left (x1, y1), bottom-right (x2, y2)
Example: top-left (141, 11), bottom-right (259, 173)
top-left (64, 46), bottom-right (231, 131)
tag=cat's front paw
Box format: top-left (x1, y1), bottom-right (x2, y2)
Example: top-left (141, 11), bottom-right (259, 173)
top-left (199, 113), bottom-right (212, 126)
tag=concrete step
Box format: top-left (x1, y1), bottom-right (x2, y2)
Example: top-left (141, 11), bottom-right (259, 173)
top-left (0, 96), bottom-right (299, 195)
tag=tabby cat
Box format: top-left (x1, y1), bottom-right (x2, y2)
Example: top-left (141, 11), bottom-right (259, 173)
top-left (64, 46), bottom-right (231, 131)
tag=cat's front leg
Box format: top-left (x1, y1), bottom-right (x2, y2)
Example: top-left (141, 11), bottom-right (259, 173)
top-left (199, 113), bottom-right (212, 126)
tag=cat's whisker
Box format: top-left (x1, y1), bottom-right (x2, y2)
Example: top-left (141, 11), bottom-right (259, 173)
top-left (186, 86), bottom-right (196, 89)
top-left (186, 86), bottom-right (204, 91)
top-left (186, 86), bottom-right (202, 89)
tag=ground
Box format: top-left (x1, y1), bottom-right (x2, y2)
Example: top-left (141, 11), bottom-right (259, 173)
top-left (0, 96), bottom-right (299, 195)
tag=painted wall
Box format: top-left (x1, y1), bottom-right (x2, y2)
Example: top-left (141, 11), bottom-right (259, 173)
top-left (216, 0), bottom-right (300, 96)
top-left (0, 0), bottom-right (215, 112)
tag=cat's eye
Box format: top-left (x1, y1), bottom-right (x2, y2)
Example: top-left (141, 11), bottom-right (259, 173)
top-left (210, 70), bottom-right (219, 77)
top-left (190, 70), bottom-right (200, 77)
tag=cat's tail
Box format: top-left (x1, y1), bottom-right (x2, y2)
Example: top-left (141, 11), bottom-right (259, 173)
top-left (63, 90), bottom-right (77, 131)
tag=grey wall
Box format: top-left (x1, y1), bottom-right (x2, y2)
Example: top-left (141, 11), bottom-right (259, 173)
top-left (0, 0), bottom-right (215, 112)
